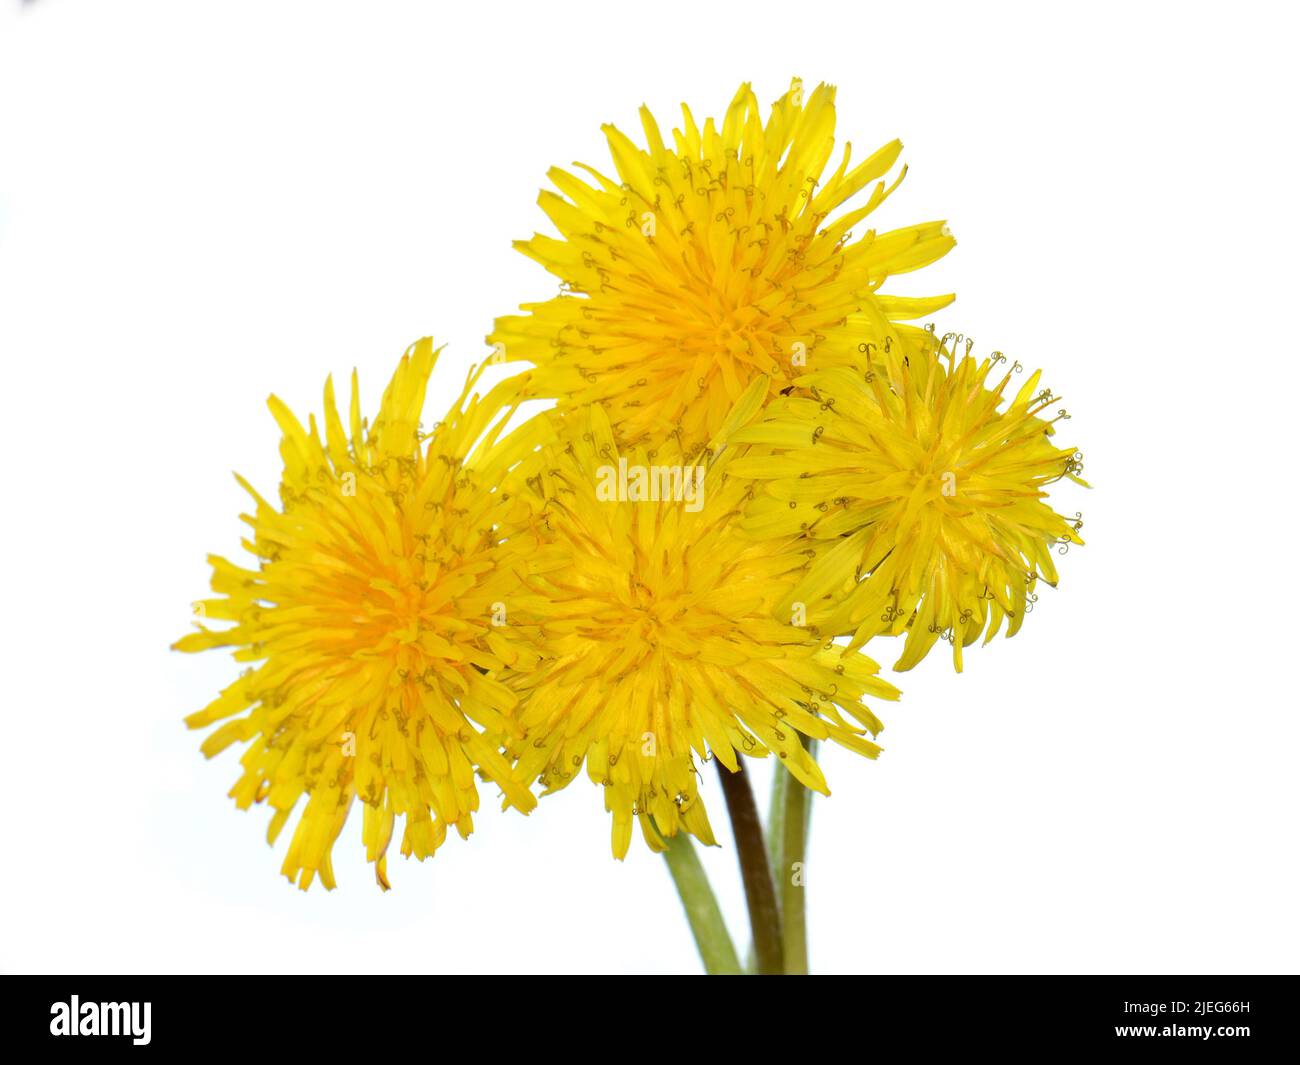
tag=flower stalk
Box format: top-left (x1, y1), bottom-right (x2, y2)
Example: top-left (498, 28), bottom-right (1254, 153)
top-left (766, 740), bottom-right (816, 974)
top-left (777, 742), bottom-right (816, 975)
top-left (715, 759), bottom-right (784, 975)
top-left (660, 833), bottom-right (743, 976)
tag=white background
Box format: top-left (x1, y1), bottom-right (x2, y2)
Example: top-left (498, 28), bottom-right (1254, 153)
top-left (1, 0), bottom-right (1296, 975)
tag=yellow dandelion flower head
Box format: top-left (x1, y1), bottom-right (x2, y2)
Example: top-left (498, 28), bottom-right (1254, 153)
top-left (489, 78), bottom-right (955, 452)
top-left (499, 380), bottom-right (900, 858)
top-left (732, 333), bottom-right (1088, 672)
top-left (175, 339), bottom-right (548, 890)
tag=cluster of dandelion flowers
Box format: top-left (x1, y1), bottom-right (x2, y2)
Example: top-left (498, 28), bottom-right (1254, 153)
top-left (489, 78), bottom-right (956, 453)
top-left (730, 334), bottom-right (1087, 673)
top-left (172, 78), bottom-right (1088, 979)
top-left (495, 386), bottom-right (900, 859)
top-left (175, 339), bottom-right (553, 889)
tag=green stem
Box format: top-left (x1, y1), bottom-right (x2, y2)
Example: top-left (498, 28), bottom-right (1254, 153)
top-left (661, 832), bottom-right (743, 975)
top-left (778, 738), bottom-right (817, 974)
top-left (766, 762), bottom-right (789, 871)
top-left (716, 758), bottom-right (785, 975)
top-left (757, 764), bottom-right (791, 975)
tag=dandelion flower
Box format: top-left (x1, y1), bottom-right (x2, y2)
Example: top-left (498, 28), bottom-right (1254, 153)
top-left (489, 78), bottom-right (955, 453)
top-left (731, 335), bottom-right (1087, 672)
top-left (498, 379), bottom-right (900, 858)
top-left (174, 340), bottom-right (548, 889)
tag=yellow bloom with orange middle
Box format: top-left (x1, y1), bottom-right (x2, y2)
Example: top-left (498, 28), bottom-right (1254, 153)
top-left (731, 333), bottom-right (1087, 672)
top-left (495, 379), bottom-right (899, 858)
top-left (489, 78), bottom-right (955, 453)
top-left (175, 340), bottom-right (550, 889)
